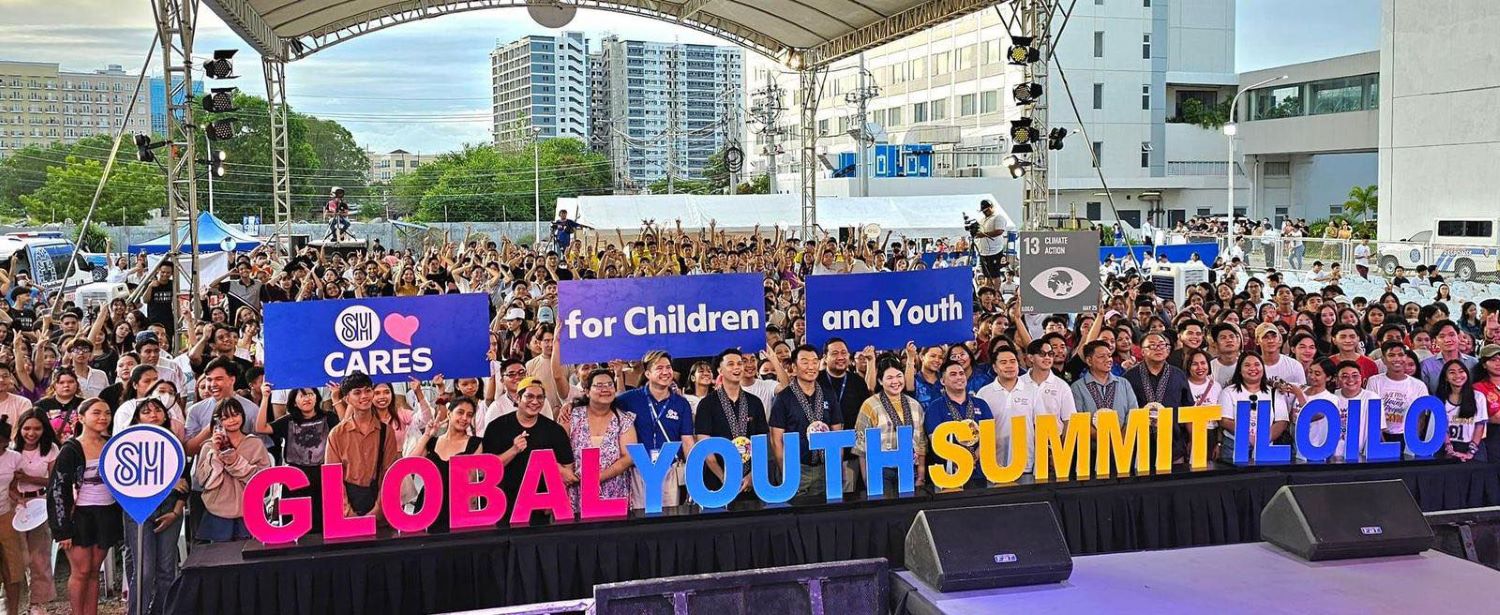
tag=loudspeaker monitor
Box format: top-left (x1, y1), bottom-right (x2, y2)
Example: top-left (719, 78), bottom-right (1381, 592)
top-left (904, 502), bottom-right (1072, 592)
top-left (1261, 480), bottom-right (1433, 561)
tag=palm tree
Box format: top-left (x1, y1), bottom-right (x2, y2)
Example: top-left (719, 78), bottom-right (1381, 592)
top-left (1343, 185), bottom-right (1377, 223)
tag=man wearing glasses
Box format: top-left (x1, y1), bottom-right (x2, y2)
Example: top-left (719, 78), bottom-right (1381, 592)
top-left (1123, 332), bottom-right (1195, 466)
top-left (615, 350), bottom-right (696, 510)
top-left (482, 358), bottom-right (529, 435)
top-left (485, 377), bottom-right (577, 517)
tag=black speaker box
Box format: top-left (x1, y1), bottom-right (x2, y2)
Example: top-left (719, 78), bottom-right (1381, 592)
top-left (1261, 480), bottom-right (1433, 561)
top-left (904, 502), bottom-right (1072, 592)
top-left (1426, 507), bottom-right (1500, 569)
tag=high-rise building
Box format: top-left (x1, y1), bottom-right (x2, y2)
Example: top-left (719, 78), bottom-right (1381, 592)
top-left (490, 32), bottom-right (590, 148)
top-left (149, 75), bottom-right (204, 136)
top-left (746, 1), bottom-right (1239, 229)
top-left (0, 61), bottom-right (152, 159)
top-left (590, 36), bottom-right (743, 191)
top-left (367, 148), bottom-right (429, 182)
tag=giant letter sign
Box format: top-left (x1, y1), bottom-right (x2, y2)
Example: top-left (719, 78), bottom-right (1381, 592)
top-left (557, 273), bottom-right (766, 363)
top-left (805, 268), bottom-right (974, 350)
top-left (264, 294), bottom-right (491, 388)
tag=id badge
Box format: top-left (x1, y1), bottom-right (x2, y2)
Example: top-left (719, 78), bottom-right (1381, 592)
top-left (649, 448), bottom-right (662, 462)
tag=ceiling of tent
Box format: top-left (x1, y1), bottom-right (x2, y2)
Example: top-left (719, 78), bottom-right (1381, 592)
top-left (203, 0), bottom-right (998, 66)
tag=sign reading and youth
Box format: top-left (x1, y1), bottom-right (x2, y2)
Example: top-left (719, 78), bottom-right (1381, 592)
top-left (555, 268), bottom-right (976, 362)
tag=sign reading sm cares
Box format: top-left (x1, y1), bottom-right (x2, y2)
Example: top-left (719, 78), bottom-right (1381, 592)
top-left (264, 294), bottom-right (491, 388)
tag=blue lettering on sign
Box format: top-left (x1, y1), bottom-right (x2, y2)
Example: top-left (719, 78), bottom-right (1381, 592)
top-left (805, 268), bottom-right (974, 350)
top-left (111, 441), bottom-right (165, 487)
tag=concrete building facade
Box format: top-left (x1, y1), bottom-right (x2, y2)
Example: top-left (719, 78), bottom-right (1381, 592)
top-left (590, 36), bottom-right (743, 190)
top-left (1377, 0), bottom-right (1500, 242)
top-left (490, 32), bottom-right (590, 148)
top-left (746, 1), bottom-right (1239, 229)
top-left (0, 61), bottom-right (152, 159)
top-left (367, 148), bottom-right (430, 182)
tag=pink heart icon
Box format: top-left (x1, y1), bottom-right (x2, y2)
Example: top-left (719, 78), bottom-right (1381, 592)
top-left (383, 313), bottom-right (420, 346)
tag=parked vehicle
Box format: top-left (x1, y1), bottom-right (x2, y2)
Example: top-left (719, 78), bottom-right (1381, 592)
top-left (0, 232), bottom-right (104, 294)
top-left (1378, 218), bottom-right (1500, 281)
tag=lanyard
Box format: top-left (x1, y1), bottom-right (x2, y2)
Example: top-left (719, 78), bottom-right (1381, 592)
top-left (825, 373), bottom-right (849, 407)
top-left (645, 392), bottom-right (673, 448)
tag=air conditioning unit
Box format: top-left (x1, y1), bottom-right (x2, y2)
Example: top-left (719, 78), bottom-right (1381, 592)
top-left (1151, 261), bottom-right (1209, 305)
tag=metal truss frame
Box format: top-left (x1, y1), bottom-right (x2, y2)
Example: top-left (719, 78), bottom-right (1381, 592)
top-left (154, 0), bottom-right (202, 324)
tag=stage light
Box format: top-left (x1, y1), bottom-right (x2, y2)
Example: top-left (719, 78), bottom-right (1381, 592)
top-left (1007, 36), bottom-right (1040, 65)
top-left (209, 149), bottom-right (228, 177)
top-left (1013, 82), bottom-right (1043, 104)
top-left (1048, 127), bottom-right (1069, 150)
top-left (1010, 118), bottom-right (1039, 153)
top-left (205, 119), bottom-right (237, 141)
top-left (204, 49), bottom-right (238, 79)
top-left (1004, 155), bottom-right (1031, 179)
top-left (201, 87), bottom-right (238, 113)
top-left (133, 133), bottom-right (162, 163)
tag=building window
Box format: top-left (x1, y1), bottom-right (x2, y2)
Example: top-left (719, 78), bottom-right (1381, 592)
top-left (1142, 34), bottom-right (1151, 59)
top-left (959, 94), bottom-right (977, 116)
top-left (911, 101), bottom-right (927, 123)
top-left (1142, 85), bottom-right (1150, 110)
top-left (1093, 83), bottom-right (1103, 110)
top-left (1251, 83), bottom-right (1304, 120)
top-left (1087, 202), bottom-right (1102, 219)
top-left (981, 91), bottom-right (998, 113)
top-left (931, 98), bottom-right (947, 120)
top-left (1094, 32), bottom-right (1104, 58)
top-left (1141, 141), bottom-right (1151, 168)
top-left (887, 107), bottom-right (902, 126)
top-left (1091, 141), bottom-right (1103, 167)
top-left (1198, 208), bottom-right (1211, 217)
top-left (1264, 161), bottom-right (1291, 176)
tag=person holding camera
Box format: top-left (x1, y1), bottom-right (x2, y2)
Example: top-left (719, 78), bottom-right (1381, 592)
top-left (971, 200), bottom-right (1007, 279)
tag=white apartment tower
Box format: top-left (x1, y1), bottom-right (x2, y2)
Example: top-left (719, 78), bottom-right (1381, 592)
top-left (491, 32), bottom-right (590, 148)
top-left (590, 36), bottom-right (743, 191)
top-left (0, 61), bottom-right (152, 159)
top-left (747, 1), bottom-right (1238, 229)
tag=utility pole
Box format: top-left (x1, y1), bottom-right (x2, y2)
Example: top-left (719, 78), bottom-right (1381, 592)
top-left (749, 80), bottom-right (786, 193)
top-left (845, 54), bottom-right (880, 198)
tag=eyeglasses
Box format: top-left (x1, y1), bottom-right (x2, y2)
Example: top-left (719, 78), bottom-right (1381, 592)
top-left (1143, 343), bottom-right (1170, 351)
top-left (503, 370), bottom-right (526, 378)
top-left (590, 382), bottom-right (616, 390)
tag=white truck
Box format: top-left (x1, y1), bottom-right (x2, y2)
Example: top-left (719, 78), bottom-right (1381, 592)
top-left (1378, 218), bottom-right (1500, 281)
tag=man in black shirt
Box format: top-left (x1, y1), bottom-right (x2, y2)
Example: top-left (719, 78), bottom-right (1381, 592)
top-left (816, 338), bottom-right (868, 494)
top-left (693, 348), bottom-right (768, 495)
top-left (770, 344), bottom-right (842, 500)
top-left (144, 261), bottom-right (176, 340)
top-left (483, 377), bottom-right (575, 520)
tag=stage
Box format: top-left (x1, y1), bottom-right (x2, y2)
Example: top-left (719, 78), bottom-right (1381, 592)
top-left (166, 461), bottom-right (1500, 615)
top-left (889, 542), bottom-right (1500, 614)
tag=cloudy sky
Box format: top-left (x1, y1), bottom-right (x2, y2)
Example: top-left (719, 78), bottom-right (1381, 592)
top-left (0, 0), bottom-right (1380, 153)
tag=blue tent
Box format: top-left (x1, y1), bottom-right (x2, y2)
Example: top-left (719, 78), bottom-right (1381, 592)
top-left (128, 212), bottom-right (263, 254)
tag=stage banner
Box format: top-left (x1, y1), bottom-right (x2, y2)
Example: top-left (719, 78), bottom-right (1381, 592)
top-left (805, 268), bottom-right (973, 351)
top-left (264, 293), bottom-right (491, 389)
top-left (1019, 231), bottom-right (1101, 315)
top-left (557, 273), bottom-right (766, 363)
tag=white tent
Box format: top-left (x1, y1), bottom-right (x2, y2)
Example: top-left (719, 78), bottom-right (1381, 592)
top-left (557, 194), bottom-right (1015, 239)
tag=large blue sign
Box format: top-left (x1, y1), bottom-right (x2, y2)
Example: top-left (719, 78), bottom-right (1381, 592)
top-left (557, 273), bottom-right (766, 364)
top-left (264, 294), bottom-right (491, 388)
top-left (805, 268), bottom-right (974, 351)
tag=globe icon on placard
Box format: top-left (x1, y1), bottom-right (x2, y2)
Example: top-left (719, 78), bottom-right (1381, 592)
top-left (1030, 266), bottom-right (1091, 301)
top-left (1046, 270), bottom-right (1075, 296)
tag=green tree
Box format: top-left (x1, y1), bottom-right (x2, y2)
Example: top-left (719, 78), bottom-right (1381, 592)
top-left (1343, 184), bottom-right (1377, 222)
top-left (0, 135), bottom-right (117, 212)
top-left (18, 152), bottom-right (165, 225)
top-left (396, 138), bottom-right (611, 223)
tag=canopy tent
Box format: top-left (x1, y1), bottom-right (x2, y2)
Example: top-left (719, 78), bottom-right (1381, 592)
top-left (558, 194), bottom-right (1015, 240)
top-left (128, 212), bottom-right (263, 255)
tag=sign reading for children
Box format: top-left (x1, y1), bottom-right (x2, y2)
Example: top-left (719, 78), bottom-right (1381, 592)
top-left (557, 273), bottom-right (766, 363)
top-left (805, 267), bottom-right (974, 350)
top-left (264, 294), bottom-right (491, 389)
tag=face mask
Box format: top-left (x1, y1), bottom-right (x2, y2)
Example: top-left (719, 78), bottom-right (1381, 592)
top-left (154, 392), bottom-right (176, 408)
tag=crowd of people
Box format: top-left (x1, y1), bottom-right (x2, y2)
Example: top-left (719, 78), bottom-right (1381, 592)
top-left (0, 197), bottom-right (1497, 612)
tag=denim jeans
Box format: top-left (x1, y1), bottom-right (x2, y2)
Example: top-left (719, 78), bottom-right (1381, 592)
top-left (123, 515), bottom-right (183, 615)
top-left (1290, 244), bottom-right (1306, 270)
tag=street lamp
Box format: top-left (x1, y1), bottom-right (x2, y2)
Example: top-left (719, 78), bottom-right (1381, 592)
top-left (530, 126), bottom-right (542, 247)
top-left (1224, 74), bottom-right (1287, 256)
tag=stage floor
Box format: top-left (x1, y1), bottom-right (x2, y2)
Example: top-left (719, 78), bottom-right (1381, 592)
top-left (892, 543), bottom-right (1500, 614)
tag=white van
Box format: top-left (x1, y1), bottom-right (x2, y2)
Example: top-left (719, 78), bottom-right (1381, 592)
top-left (1378, 218), bottom-right (1500, 281)
top-left (0, 232), bottom-right (104, 295)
